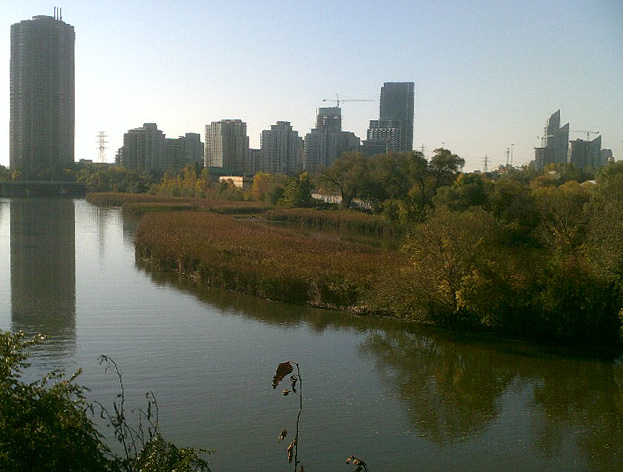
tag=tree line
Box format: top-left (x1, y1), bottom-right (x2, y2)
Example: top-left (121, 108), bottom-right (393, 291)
top-left (317, 151), bottom-right (621, 345)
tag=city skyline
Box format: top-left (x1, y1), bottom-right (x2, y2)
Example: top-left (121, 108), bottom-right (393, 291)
top-left (1, 1), bottom-right (622, 171)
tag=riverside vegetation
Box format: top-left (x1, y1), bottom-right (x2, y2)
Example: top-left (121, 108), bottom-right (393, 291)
top-left (0, 330), bottom-right (211, 472)
top-left (3, 151), bottom-right (623, 469)
top-left (114, 151), bottom-right (623, 347)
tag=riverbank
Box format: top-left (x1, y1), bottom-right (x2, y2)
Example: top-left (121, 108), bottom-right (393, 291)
top-left (90, 190), bottom-right (623, 348)
top-left (134, 210), bottom-right (404, 314)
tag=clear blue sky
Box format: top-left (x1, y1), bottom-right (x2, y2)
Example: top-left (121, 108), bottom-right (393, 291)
top-left (2, 0), bottom-right (622, 171)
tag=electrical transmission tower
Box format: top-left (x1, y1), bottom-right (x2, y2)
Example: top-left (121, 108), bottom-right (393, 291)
top-left (97, 131), bottom-right (108, 163)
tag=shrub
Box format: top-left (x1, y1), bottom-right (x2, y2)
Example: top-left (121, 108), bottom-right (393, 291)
top-left (0, 330), bottom-right (210, 472)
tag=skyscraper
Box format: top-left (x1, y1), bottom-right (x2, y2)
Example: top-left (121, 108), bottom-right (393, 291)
top-left (10, 11), bottom-right (75, 179)
top-left (205, 120), bottom-right (250, 174)
top-left (363, 82), bottom-right (415, 155)
top-left (303, 107), bottom-right (360, 173)
top-left (569, 135), bottom-right (602, 170)
top-left (533, 110), bottom-right (569, 170)
top-left (260, 121), bottom-right (303, 174)
top-left (120, 123), bottom-right (165, 172)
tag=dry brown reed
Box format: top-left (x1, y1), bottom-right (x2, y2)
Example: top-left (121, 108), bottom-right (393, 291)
top-left (135, 211), bottom-right (403, 313)
top-left (264, 208), bottom-right (398, 235)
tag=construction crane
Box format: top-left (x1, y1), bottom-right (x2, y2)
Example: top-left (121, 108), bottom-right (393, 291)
top-left (322, 94), bottom-right (373, 107)
top-left (571, 130), bottom-right (600, 140)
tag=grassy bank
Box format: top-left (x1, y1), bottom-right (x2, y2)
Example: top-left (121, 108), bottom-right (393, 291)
top-left (135, 211), bottom-right (403, 313)
top-left (87, 192), bottom-right (272, 217)
top-left (264, 208), bottom-right (398, 235)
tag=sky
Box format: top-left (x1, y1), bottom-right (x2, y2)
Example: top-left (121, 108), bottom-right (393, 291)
top-left (1, 0), bottom-right (622, 171)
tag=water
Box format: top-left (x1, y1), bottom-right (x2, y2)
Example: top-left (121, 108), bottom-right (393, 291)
top-left (0, 197), bottom-right (622, 471)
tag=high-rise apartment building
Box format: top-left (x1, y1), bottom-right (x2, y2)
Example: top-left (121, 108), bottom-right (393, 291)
top-left (363, 82), bottom-right (414, 155)
top-left (569, 136), bottom-right (603, 170)
top-left (10, 12), bottom-right (75, 179)
top-left (379, 82), bottom-right (415, 151)
top-left (260, 121), bottom-right (303, 174)
top-left (534, 110), bottom-right (570, 170)
top-left (163, 133), bottom-right (203, 170)
top-left (205, 120), bottom-right (250, 175)
top-left (303, 107), bottom-right (360, 173)
top-left (364, 120), bottom-right (403, 155)
top-left (120, 123), bottom-right (165, 172)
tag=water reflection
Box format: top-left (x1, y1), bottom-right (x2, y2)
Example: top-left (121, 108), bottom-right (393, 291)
top-left (530, 358), bottom-right (623, 470)
top-left (360, 329), bottom-right (514, 444)
top-left (136, 261), bottom-right (385, 334)
top-left (10, 198), bottom-right (76, 356)
top-left (360, 328), bottom-right (623, 469)
top-left (136, 234), bottom-right (623, 469)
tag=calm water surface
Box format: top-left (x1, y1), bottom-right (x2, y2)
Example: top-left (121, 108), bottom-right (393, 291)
top-left (0, 198), bottom-right (622, 471)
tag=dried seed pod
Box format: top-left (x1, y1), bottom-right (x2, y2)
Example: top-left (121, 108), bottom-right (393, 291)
top-left (272, 361), bottom-right (293, 389)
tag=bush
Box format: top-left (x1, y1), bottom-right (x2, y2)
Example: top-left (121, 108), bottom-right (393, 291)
top-left (0, 330), bottom-right (210, 472)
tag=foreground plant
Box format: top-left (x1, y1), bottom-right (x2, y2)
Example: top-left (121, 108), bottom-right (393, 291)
top-left (272, 360), bottom-right (368, 472)
top-left (96, 355), bottom-right (211, 472)
top-left (0, 330), bottom-right (113, 471)
top-left (273, 361), bottom-right (303, 471)
top-left (0, 330), bottom-right (210, 472)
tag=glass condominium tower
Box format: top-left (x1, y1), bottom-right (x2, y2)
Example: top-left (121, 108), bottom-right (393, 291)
top-left (10, 12), bottom-right (75, 179)
top-left (379, 82), bottom-right (415, 152)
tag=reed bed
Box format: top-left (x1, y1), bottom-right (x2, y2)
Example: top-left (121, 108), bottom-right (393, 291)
top-left (86, 192), bottom-right (194, 207)
top-left (135, 211), bottom-right (404, 313)
top-left (196, 200), bottom-right (271, 215)
top-left (264, 208), bottom-right (398, 235)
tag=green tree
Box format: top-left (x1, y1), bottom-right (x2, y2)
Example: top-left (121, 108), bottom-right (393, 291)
top-left (0, 331), bottom-right (114, 471)
top-left (532, 180), bottom-right (591, 253)
top-left (368, 151), bottom-right (430, 221)
top-left (586, 161), bottom-right (623, 288)
top-left (489, 178), bottom-right (539, 245)
top-left (429, 148), bottom-right (465, 192)
top-left (433, 172), bottom-right (491, 212)
top-left (402, 207), bottom-right (498, 323)
top-left (279, 172), bottom-right (314, 207)
top-left (80, 166), bottom-right (152, 193)
top-left (318, 152), bottom-right (371, 209)
top-left (0, 165), bottom-right (11, 181)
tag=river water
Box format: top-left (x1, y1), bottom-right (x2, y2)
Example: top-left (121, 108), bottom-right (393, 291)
top-left (0, 197), bottom-right (622, 471)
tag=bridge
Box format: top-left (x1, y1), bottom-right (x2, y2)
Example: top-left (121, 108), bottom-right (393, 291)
top-left (0, 181), bottom-right (86, 198)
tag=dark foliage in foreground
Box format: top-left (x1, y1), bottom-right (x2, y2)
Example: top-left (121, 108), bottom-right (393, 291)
top-left (0, 330), bottom-right (210, 472)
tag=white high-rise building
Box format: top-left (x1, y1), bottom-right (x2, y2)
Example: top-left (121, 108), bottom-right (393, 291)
top-left (205, 120), bottom-right (249, 175)
top-left (260, 121), bottom-right (303, 174)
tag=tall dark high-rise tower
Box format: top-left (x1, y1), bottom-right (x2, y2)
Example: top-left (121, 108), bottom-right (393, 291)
top-left (10, 12), bottom-right (75, 179)
top-left (363, 82), bottom-right (415, 155)
top-left (379, 82), bottom-right (415, 151)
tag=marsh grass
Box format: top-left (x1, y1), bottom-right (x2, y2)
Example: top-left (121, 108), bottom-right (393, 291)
top-left (135, 211), bottom-right (402, 313)
top-left (264, 208), bottom-right (398, 235)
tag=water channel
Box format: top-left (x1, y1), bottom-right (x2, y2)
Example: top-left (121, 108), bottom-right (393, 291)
top-left (0, 198), bottom-right (622, 471)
